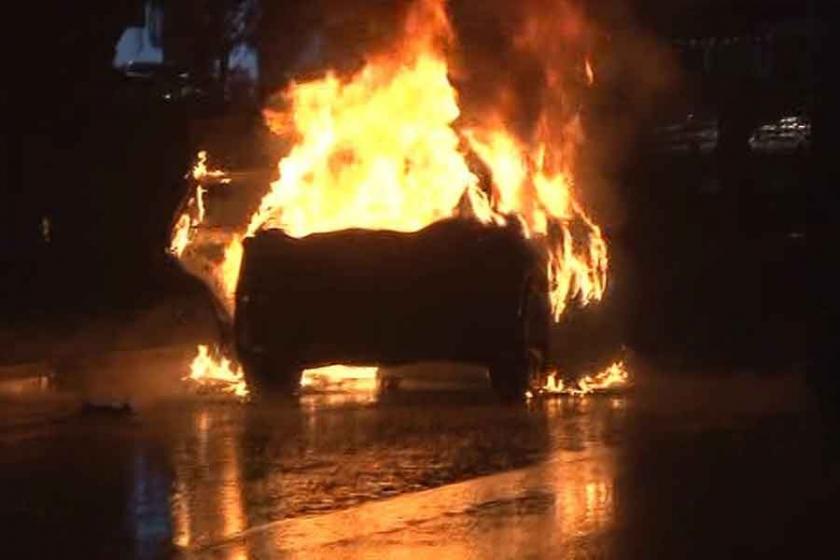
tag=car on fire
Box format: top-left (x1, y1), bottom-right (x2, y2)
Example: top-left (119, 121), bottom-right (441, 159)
top-left (233, 218), bottom-right (552, 400)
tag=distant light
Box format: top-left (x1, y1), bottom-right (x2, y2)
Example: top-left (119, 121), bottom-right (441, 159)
top-left (40, 216), bottom-right (51, 243)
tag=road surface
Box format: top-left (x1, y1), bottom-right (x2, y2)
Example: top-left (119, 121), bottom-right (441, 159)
top-left (0, 347), bottom-right (835, 558)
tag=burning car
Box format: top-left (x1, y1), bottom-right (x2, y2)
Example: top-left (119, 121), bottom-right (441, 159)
top-left (170, 0), bottom-right (611, 400)
top-left (234, 219), bottom-right (551, 399)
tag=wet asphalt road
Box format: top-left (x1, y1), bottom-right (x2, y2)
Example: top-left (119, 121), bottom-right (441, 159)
top-left (0, 349), bottom-right (837, 559)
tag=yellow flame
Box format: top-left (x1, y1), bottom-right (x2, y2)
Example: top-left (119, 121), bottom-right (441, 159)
top-left (169, 212), bottom-right (192, 258)
top-left (167, 152), bottom-right (223, 258)
top-left (538, 361), bottom-right (629, 397)
top-left (465, 124), bottom-right (608, 319)
top-left (301, 365), bottom-right (380, 392)
top-left (184, 345), bottom-right (249, 399)
top-left (247, 56), bottom-right (478, 238)
top-left (195, 186), bottom-right (206, 223)
top-left (169, 0), bottom-right (610, 395)
top-left (191, 150), bottom-right (227, 181)
top-left (198, 0), bottom-right (607, 316)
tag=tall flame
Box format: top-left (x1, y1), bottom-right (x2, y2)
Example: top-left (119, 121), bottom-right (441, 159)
top-left (170, 0), bottom-right (612, 395)
top-left (222, 0), bottom-right (606, 319)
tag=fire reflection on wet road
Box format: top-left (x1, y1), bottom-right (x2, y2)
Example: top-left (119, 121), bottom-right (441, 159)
top-left (0, 357), bottom-right (835, 558)
top-left (167, 395), bottom-right (625, 558)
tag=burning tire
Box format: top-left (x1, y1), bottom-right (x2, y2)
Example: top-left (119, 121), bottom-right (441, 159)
top-left (234, 218), bottom-right (549, 400)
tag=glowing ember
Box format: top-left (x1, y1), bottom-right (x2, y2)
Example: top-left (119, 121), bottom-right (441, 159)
top-left (301, 365), bottom-right (380, 392)
top-left (169, 212), bottom-right (192, 258)
top-left (167, 152), bottom-right (222, 258)
top-left (585, 57), bottom-right (595, 86)
top-left (537, 361), bottom-right (630, 397)
top-left (184, 345), bottom-right (249, 399)
top-left (169, 0), bottom-right (613, 395)
top-left (191, 150), bottom-right (228, 182)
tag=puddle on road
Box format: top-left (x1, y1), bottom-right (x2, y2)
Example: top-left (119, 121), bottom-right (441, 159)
top-left (164, 390), bottom-right (628, 556)
top-left (1, 357), bottom-right (819, 558)
top-left (199, 427), bottom-right (620, 559)
top-left (2, 354), bottom-right (631, 557)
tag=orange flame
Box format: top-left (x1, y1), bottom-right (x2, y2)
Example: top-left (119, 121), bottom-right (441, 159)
top-left (169, 0), bottom-right (612, 395)
top-left (585, 57), bottom-right (595, 86)
top-left (169, 212), bottom-right (192, 258)
top-left (168, 152), bottom-right (223, 258)
top-left (184, 344), bottom-right (249, 399)
top-left (191, 150), bottom-right (228, 182)
top-left (537, 360), bottom-right (629, 397)
top-left (301, 365), bottom-right (380, 392)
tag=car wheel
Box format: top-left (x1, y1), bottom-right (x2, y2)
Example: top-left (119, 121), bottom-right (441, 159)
top-left (489, 354), bottom-right (530, 402)
top-left (242, 353), bottom-right (302, 398)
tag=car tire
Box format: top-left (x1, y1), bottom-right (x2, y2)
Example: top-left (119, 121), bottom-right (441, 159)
top-left (489, 354), bottom-right (530, 402)
top-left (242, 353), bottom-right (302, 398)
top-left (489, 280), bottom-right (546, 402)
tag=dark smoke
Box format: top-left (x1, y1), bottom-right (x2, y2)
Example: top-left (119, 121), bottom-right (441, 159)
top-left (449, 0), bottom-right (676, 227)
top-left (262, 0), bottom-right (677, 226)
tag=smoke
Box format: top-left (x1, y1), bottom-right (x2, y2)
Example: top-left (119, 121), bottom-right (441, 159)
top-left (448, 0), bottom-right (677, 227)
top-left (449, 0), bottom-right (588, 135)
top-left (441, 0), bottom-right (677, 370)
top-left (303, 0), bottom-right (418, 73)
top-left (575, 1), bottom-right (679, 228)
top-left (265, 0), bottom-right (677, 226)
